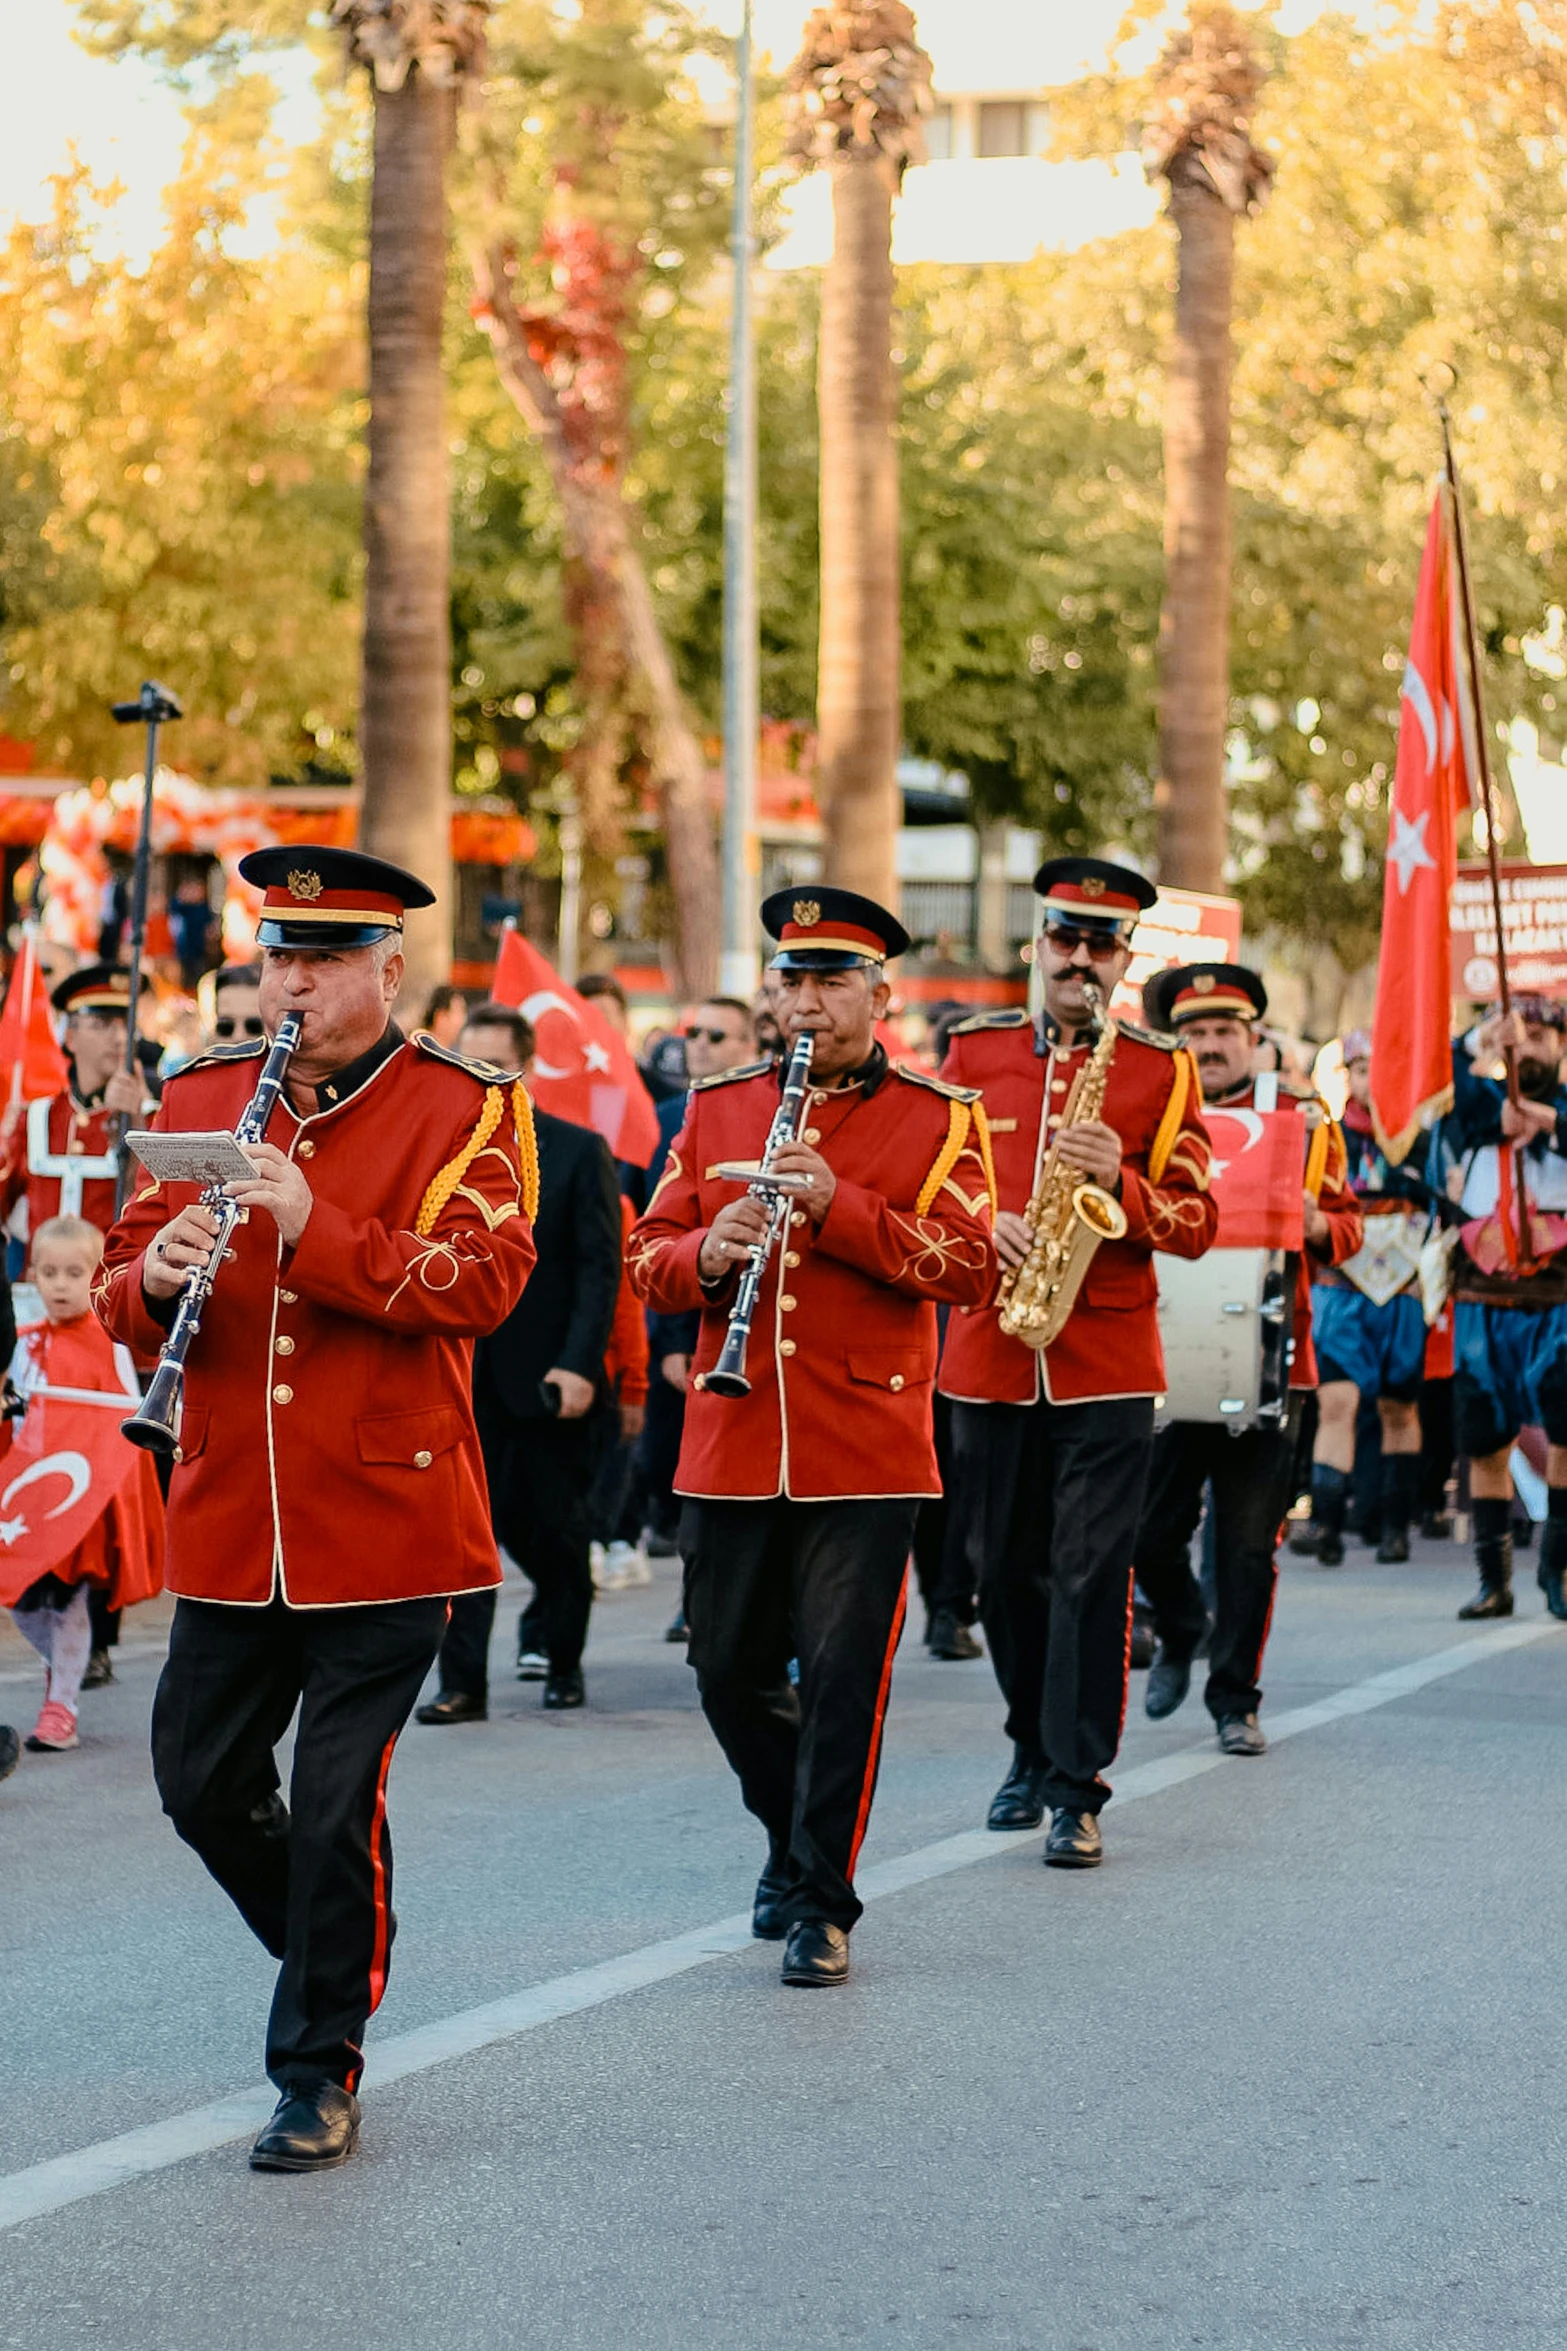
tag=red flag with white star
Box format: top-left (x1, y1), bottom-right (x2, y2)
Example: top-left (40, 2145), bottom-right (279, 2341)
top-left (490, 926), bottom-right (660, 1167)
top-left (1369, 489), bottom-right (1478, 1162)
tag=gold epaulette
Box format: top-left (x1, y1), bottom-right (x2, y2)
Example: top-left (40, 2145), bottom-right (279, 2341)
top-left (950, 1008), bottom-right (1028, 1036)
top-left (411, 1031), bottom-right (517, 1087)
top-left (894, 1063), bottom-right (980, 1105)
top-left (166, 1038), bottom-right (268, 1078)
top-left (690, 1058), bottom-right (773, 1091)
top-left (1114, 1017), bottom-right (1180, 1051)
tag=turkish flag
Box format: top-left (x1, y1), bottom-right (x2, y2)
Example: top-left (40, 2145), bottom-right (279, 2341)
top-left (0, 927), bottom-right (68, 1113)
top-left (1201, 1106), bottom-right (1306, 1250)
top-left (0, 1322), bottom-right (158, 1607)
top-left (491, 926), bottom-right (660, 1168)
top-left (1369, 490), bottom-right (1477, 1163)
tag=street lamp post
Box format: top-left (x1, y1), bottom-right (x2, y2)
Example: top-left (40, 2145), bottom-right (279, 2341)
top-left (719, 0), bottom-right (759, 999)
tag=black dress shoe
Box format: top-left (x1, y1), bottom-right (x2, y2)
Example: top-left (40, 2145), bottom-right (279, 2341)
top-left (986, 1746), bottom-right (1048, 1831)
top-left (414, 1689), bottom-right (487, 1725)
top-left (927, 1608), bottom-right (983, 1661)
top-left (1458, 1583), bottom-right (1514, 1620)
top-left (1419, 1511), bottom-right (1452, 1541)
top-left (1144, 1646), bottom-right (1192, 1720)
top-left (249, 2082), bottom-right (360, 2173)
top-left (1540, 1563), bottom-right (1567, 1621)
top-left (1043, 1809), bottom-right (1103, 1868)
top-left (0, 1724), bottom-right (18, 1783)
top-left (1217, 1711), bottom-right (1267, 1755)
top-left (1129, 1614), bottom-right (1156, 1672)
top-left (80, 1647), bottom-right (115, 1690)
top-left (1317, 1532), bottom-right (1345, 1566)
top-left (780, 1920), bottom-right (849, 1987)
top-left (1376, 1529), bottom-right (1411, 1564)
top-left (752, 1859), bottom-right (794, 1940)
top-left (664, 1608), bottom-right (688, 1643)
top-left (1287, 1521), bottom-right (1321, 1557)
top-left (542, 1666), bottom-right (585, 1709)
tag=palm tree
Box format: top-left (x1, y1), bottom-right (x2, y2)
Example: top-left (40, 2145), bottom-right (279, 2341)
top-left (331, 1), bottom-right (491, 1001)
top-left (788, 4), bottom-right (932, 906)
top-left (1143, 4), bottom-right (1272, 894)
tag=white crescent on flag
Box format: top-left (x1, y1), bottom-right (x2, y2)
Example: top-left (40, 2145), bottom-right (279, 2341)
top-left (0, 1449), bottom-right (93, 1539)
top-left (519, 988), bottom-right (583, 1083)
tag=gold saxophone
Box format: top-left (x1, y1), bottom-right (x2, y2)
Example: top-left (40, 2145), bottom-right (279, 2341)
top-left (997, 983), bottom-right (1129, 1350)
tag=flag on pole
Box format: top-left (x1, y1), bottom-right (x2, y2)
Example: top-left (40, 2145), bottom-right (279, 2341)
top-left (1369, 489), bottom-right (1479, 1163)
top-left (0, 927), bottom-right (68, 1115)
top-left (491, 926), bottom-right (661, 1168)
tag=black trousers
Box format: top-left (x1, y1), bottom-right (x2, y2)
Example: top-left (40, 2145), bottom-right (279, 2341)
top-left (681, 1494), bottom-right (917, 1931)
top-left (151, 1593), bottom-right (447, 2092)
top-left (440, 1395), bottom-right (599, 1693)
top-left (1134, 1396), bottom-right (1306, 1721)
top-left (950, 1392), bottom-right (1153, 1815)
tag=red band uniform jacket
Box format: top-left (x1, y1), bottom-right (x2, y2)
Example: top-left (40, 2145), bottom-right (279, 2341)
top-left (0, 1088), bottom-right (121, 1235)
top-left (1219, 1079), bottom-right (1361, 1389)
top-left (626, 1052), bottom-right (996, 1499)
top-left (94, 1030), bottom-right (537, 1608)
top-left (937, 1010), bottom-right (1218, 1406)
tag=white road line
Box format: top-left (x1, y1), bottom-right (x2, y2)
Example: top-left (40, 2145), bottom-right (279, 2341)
top-left (0, 1614), bottom-right (1554, 2236)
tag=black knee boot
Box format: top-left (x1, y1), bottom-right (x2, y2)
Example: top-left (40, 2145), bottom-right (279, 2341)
top-left (1459, 1495), bottom-right (1515, 1620)
top-left (1305, 1466), bottom-right (1348, 1566)
top-left (1537, 1490), bottom-right (1567, 1620)
top-left (1376, 1454), bottom-right (1419, 1563)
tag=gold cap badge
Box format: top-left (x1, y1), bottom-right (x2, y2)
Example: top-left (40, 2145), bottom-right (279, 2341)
top-left (1192, 971), bottom-right (1216, 993)
top-left (1080, 875), bottom-right (1107, 898)
top-left (792, 899), bottom-right (821, 927)
top-left (287, 869), bottom-right (324, 902)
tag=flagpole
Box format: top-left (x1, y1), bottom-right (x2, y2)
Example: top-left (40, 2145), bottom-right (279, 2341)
top-left (1432, 387), bottom-right (1517, 1094)
top-left (1433, 378), bottom-right (1540, 1258)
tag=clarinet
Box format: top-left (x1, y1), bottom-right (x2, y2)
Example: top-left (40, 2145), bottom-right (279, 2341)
top-left (704, 1031), bottom-right (816, 1400)
top-left (121, 1013), bottom-right (304, 1457)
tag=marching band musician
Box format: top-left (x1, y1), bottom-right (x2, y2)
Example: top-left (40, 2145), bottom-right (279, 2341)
top-left (1132, 966), bottom-right (1361, 1754)
top-left (627, 888), bottom-right (996, 1989)
top-left (0, 964), bottom-right (156, 1237)
top-left (938, 859), bottom-right (1217, 1870)
top-left (96, 849), bottom-right (538, 2175)
top-left (1290, 1029), bottom-right (1440, 1567)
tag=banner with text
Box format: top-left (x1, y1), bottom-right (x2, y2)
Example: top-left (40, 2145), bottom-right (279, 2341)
top-left (1451, 861), bottom-right (1567, 1001)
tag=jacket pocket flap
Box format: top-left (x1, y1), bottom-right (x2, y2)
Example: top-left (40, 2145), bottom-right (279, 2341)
top-left (845, 1350), bottom-right (931, 1390)
top-left (174, 1403), bottom-right (209, 1464)
top-left (356, 1406), bottom-right (467, 1465)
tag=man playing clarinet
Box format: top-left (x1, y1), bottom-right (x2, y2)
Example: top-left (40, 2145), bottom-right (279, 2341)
top-left (627, 888), bottom-right (995, 1988)
top-left (938, 859), bottom-right (1217, 1869)
top-left (96, 848), bottom-right (537, 2174)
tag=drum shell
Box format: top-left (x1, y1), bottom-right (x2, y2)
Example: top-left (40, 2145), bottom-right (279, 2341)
top-left (1153, 1246), bottom-right (1295, 1429)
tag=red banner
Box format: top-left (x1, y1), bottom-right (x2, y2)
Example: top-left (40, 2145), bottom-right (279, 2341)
top-left (491, 927), bottom-right (661, 1168)
top-left (1201, 1106), bottom-right (1305, 1251)
top-left (1450, 860), bottom-right (1567, 1001)
top-left (0, 927), bottom-right (67, 1114)
top-left (1369, 488), bottom-right (1478, 1162)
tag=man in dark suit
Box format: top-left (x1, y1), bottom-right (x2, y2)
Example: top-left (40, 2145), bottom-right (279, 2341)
top-left (417, 1003), bottom-right (623, 1717)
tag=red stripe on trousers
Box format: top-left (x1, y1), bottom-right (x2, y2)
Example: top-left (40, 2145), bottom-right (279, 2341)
top-left (365, 1730), bottom-right (398, 2016)
top-left (847, 1571), bottom-right (908, 1880)
top-left (1115, 1567), bottom-right (1136, 1742)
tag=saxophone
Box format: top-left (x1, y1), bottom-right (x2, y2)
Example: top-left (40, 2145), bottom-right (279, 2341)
top-left (997, 983), bottom-right (1129, 1350)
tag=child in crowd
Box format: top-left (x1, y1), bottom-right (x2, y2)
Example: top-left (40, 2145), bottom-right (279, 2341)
top-left (1, 1216), bottom-right (163, 1752)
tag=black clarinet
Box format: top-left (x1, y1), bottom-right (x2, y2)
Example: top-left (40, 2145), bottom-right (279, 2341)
top-left (121, 1013), bottom-right (304, 1457)
top-left (705, 1031), bottom-right (816, 1400)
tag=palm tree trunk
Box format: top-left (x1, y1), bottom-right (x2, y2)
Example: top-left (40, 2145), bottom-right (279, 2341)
top-left (360, 67), bottom-right (455, 1003)
top-left (474, 245), bottom-right (721, 996)
top-left (1157, 168), bottom-right (1234, 894)
top-left (817, 149), bottom-right (902, 905)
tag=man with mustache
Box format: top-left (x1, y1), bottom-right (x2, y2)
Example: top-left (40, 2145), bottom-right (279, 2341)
top-left (1131, 965), bottom-right (1360, 1754)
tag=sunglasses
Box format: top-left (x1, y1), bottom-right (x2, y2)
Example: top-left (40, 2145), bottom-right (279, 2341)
top-left (214, 1015), bottom-right (265, 1040)
top-left (682, 1025), bottom-right (735, 1046)
top-left (1043, 921), bottom-right (1127, 963)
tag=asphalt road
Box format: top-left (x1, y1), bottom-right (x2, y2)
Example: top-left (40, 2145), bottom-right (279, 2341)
top-left (2, 1531), bottom-right (1565, 2350)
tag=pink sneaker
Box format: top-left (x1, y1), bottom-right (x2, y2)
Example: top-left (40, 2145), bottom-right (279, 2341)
top-left (25, 1700), bottom-right (79, 1752)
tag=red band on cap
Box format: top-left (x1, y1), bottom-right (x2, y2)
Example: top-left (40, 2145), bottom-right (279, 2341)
top-left (261, 885), bottom-right (404, 921)
top-left (1170, 984), bottom-right (1257, 1019)
top-left (1041, 883), bottom-right (1143, 916)
top-left (778, 917), bottom-right (884, 953)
